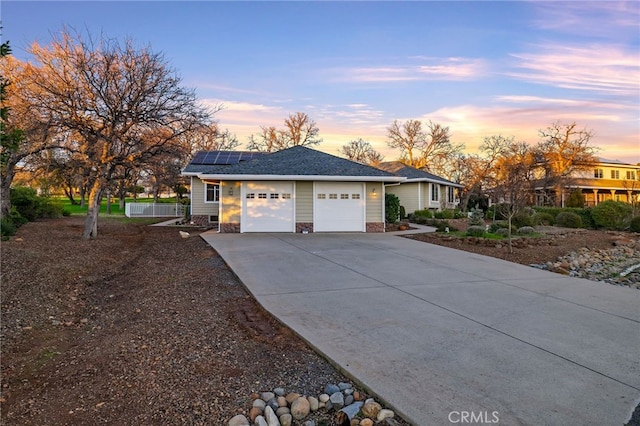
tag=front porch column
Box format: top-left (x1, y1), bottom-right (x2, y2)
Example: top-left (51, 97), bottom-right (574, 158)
top-left (593, 189), bottom-right (598, 205)
top-left (610, 189), bottom-right (616, 201)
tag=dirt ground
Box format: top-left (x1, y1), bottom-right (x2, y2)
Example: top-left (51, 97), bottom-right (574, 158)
top-left (1, 216), bottom-right (636, 425)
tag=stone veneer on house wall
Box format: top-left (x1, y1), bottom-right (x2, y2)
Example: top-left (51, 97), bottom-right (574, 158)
top-left (216, 221), bottom-right (384, 233)
top-left (190, 215), bottom-right (209, 227)
top-left (220, 223), bottom-right (240, 233)
top-left (295, 223), bottom-right (314, 233)
top-left (366, 222), bottom-right (385, 233)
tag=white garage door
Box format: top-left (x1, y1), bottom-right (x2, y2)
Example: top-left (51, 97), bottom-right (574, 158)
top-left (242, 182), bottom-right (294, 232)
top-left (314, 182), bottom-right (365, 232)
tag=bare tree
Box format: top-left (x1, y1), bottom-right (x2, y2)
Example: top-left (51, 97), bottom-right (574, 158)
top-left (248, 112), bottom-right (322, 152)
top-left (19, 29), bottom-right (210, 238)
top-left (187, 122), bottom-right (239, 154)
top-left (535, 121), bottom-right (599, 206)
top-left (386, 119), bottom-right (464, 171)
top-left (339, 138), bottom-right (383, 165)
top-left (492, 141), bottom-right (536, 252)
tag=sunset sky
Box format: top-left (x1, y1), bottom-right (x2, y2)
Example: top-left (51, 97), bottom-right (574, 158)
top-left (3, 1), bottom-right (639, 163)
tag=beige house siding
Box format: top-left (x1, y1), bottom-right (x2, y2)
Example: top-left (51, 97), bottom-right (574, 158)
top-left (386, 183), bottom-right (420, 213)
top-left (220, 181), bottom-right (241, 223)
top-left (366, 182), bottom-right (384, 223)
top-left (190, 177), bottom-right (219, 217)
top-left (295, 181), bottom-right (313, 222)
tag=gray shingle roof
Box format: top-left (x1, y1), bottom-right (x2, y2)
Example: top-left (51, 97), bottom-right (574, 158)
top-left (186, 146), bottom-right (399, 178)
top-left (377, 161), bottom-right (462, 186)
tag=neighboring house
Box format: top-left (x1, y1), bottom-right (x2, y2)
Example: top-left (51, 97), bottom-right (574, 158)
top-left (376, 161), bottom-right (463, 214)
top-left (532, 158), bottom-right (640, 207)
top-left (181, 146), bottom-right (404, 233)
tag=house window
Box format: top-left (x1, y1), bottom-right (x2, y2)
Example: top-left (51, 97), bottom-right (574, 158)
top-left (329, 194), bottom-right (337, 199)
top-left (205, 183), bottom-right (219, 203)
top-left (626, 171), bottom-right (636, 180)
top-left (282, 193), bottom-right (291, 199)
top-left (340, 194), bottom-right (349, 199)
top-left (246, 193), bottom-right (255, 199)
top-left (352, 194), bottom-right (360, 199)
top-left (258, 193), bottom-right (267, 199)
top-left (431, 184), bottom-right (439, 202)
top-left (611, 170), bottom-right (620, 179)
top-left (594, 169), bottom-right (603, 179)
top-left (447, 187), bottom-right (455, 203)
top-left (270, 193), bottom-right (279, 199)
top-left (317, 193), bottom-right (326, 199)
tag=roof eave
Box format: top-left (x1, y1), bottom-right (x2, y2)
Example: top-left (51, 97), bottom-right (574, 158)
top-left (195, 174), bottom-right (405, 182)
top-left (404, 178), bottom-right (463, 187)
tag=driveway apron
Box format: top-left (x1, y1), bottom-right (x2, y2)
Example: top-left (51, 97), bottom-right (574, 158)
top-left (201, 231), bottom-right (640, 425)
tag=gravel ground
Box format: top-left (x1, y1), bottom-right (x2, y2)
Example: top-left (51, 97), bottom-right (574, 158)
top-left (2, 216), bottom-right (637, 425)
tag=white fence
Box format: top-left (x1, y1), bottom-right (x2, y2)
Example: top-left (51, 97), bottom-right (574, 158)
top-left (125, 203), bottom-right (186, 218)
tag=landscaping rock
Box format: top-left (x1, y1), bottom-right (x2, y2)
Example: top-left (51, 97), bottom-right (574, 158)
top-left (290, 396), bottom-right (310, 420)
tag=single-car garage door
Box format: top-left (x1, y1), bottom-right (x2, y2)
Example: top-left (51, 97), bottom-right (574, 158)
top-left (314, 182), bottom-right (365, 232)
top-left (242, 182), bottom-right (294, 232)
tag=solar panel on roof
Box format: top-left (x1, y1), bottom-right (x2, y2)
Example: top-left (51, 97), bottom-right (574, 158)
top-left (191, 151), bottom-right (207, 164)
top-left (189, 150), bottom-right (268, 166)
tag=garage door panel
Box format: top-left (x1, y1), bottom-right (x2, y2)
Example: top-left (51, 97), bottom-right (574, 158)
top-left (243, 182), bottom-right (294, 232)
top-left (314, 183), bottom-right (365, 232)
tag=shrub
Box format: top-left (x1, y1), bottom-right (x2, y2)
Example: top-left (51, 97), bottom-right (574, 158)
top-left (532, 212), bottom-right (554, 226)
top-left (434, 220), bottom-right (457, 233)
top-left (434, 209), bottom-right (454, 219)
top-left (566, 189), bottom-right (585, 208)
top-left (630, 216), bottom-right (640, 233)
top-left (467, 207), bottom-right (485, 226)
top-left (10, 186), bottom-right (62, 221)
top-left (518, 226), bottom-right (535, 235)
top-left (488, 221), bottom-right (509, 233)
top-left (399, 205), bottom-right (406, 220)
top-left (466, 225), bottom-right (486, 237)
top-left (486, 203), bottom-right (509, 220)
top-left (453, 209), bottom-right (466, 219)
top-left (411, 209), bottom-right (432, 219)
top-left (495, 228), bottom-right (510, 237)
top-left (385, 193), bottom-right (401, 224)
top-left (567, 207), bottom-right (594, 229)
top-left (591, 200), bottom-right (633, 230)
top-left (512, 211), bottom-right (534, 228)
top-left (0, 217), bottom-right (17, 239)
top-left (62, 209), bottom-right (72, 217)
top-left (555, 211), bottom-right (583, 228)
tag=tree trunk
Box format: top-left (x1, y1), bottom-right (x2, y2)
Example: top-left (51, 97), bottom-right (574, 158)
top-left (80, 185), bottom-right (86, 208)
top-left (0, 168), bottom-right (14, 219)
top-left (82, 181), bottom-right (103, 239)
top-left (106, 189), bottom-right (111, 214)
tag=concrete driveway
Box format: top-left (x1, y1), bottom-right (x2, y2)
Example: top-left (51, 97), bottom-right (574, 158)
top-left (201, 230), bottom-right (640, 425)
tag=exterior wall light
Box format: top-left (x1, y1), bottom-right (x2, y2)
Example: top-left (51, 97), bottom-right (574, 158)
top-left (228, 187), bottom-right (234, 196)
top-left (371, 188), bottom-right (377, 195)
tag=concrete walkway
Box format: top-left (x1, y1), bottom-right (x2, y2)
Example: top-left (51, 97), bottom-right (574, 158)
top-left (200, 230), bottom-right (640, 425)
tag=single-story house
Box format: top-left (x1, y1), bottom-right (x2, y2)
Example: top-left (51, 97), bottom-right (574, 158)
top-left (181, 146), bottom-right (404, 233)
top-left (376, 161), bottom-right (463, 214)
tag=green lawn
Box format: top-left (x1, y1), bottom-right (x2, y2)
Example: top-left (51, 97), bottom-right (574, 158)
top-left (51, 196), bottom-right (184, 216)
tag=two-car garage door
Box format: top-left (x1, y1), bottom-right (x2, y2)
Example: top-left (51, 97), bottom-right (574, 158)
top-left (241, 181), bottom-right (366, 232)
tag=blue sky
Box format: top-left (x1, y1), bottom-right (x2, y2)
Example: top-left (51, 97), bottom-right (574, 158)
top-left (3, 1), bottom-right (639, 163)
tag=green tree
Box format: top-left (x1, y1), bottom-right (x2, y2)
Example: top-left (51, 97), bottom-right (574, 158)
top-left (566, 189), bottom-right (585, 208)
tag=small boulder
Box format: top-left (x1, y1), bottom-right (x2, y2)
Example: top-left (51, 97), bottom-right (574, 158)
top-left (228, 414), bottom-right (250, 426)
top-left (291, 396), bottom-right (310, 420)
